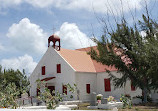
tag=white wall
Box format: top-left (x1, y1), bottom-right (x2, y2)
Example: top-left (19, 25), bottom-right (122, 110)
top-left (96, 72), bottom-right (124, 100)
top-left (96, 71), bottom-right (142, 102)
top-left (124, 80), bottom-right (142, 98)
top-left (30, 46), bottom-right (144, 103)
top-left (30, 47), bottom-right (76, 98)
top-left (151, 90), bottom-right (158, 103)
top-left (75, 72), bottom-right (97, 102)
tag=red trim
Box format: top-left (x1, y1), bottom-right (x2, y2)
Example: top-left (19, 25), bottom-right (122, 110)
top-left (37, 88), bottom-right (40, 96)
top-left (86, 84), bottom-right (90, 94)
top-left (131, 80), bottom-right (136, 91)
top-left (104, 78), bottom-right (111, 91)
top-left (57, 64), bottom-right (61, 73)
top-left (47, 86), bottom-right (55, 95)
top-left (41, 77), bottom-right (56, 81)
top-left (63, 85), bottom-right (67, 95)
top-left (42, 66), bottom-right (45, 75)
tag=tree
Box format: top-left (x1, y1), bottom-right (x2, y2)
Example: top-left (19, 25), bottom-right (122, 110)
top-left (0, 65), bottom-right (30, 108)
top-left (89, 14), bottom-right (158, 103)
top-left (36, 80), bottom-right (77, 109)
top-left (0, 65), bottom-right (30, 96)
top-left (0, 83), bottom-right (19, 108)
top-left (0, 66), bottom-right (3, 89)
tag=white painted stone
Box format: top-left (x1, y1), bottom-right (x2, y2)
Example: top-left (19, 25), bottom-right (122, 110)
top-left (75, 72), bottom-right (97, 101)
top-left (30, 47), bottom-right (76, 100)
top-left (55, 105), bottom-right (71, 110)
top-left (19, 106), bottom-right (47, 109)
top-left (30, 46), bottom-right (158, 104)
top-left (151, 90), bottom-right (158, 102)
top-left (87, 106), bottom-right (98, 109)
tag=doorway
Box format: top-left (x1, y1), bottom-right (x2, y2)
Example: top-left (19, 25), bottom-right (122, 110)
top-left (47, 86), bottom-right (55, 95)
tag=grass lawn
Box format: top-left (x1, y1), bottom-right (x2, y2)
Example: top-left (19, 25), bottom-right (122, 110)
top-left (119, 103), bottom-right (158, 111)
top-left (119, 106), bottom-right (158, 111)
top-left (77, 103), bottom-right (158, 111)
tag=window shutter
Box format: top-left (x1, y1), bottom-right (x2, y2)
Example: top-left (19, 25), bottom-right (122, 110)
top-left (37, 88), bottom-right (40, 96)
top-left (131, 80), bottom-right (136, 91)
top-left (57, 64), bottom-right (61, 73)
top-left (63, 85), bottom-right (67, 95)
top-left (42, 66), bottom-right (45, 75)
top-left (86, 84), bottom-right (90, 94)
top-left (104, 78), bottom-right (111, 91)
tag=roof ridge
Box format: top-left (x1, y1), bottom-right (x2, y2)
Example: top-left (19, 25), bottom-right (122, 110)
top-left (58, 48), bottom-right (89, 53)
top-left (75, 46), bottom-right (97, 50)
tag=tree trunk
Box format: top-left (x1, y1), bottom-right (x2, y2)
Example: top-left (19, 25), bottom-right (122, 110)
top-left (143, 87), bottom-right (148, 103)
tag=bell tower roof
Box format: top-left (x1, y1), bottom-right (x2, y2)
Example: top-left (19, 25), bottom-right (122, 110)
top-left (48, 34), bottom-right (60, 51)
top-left (49, 34), bottom-right (60, 40)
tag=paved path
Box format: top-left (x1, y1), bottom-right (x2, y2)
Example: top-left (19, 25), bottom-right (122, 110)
top-left (0, 107), bottom-right (118, 111)
top-left (0, 109), bottom-right (117, 111)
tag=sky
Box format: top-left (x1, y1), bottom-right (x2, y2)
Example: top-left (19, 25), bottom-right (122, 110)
top-left (0, 0), bottom-right (157, 75)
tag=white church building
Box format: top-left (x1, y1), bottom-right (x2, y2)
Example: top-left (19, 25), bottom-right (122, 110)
top-left (30, 34), bottom-right (158, 103)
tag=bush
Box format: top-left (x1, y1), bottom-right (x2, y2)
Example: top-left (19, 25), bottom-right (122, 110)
top-left (36, 80), bottom-right (77, 109)
top-left (120, 94), bottom-right (132, 109)
top-left (0, 83), bottom-right (19, 109)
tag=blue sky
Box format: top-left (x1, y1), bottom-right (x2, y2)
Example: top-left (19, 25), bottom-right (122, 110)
top-left (0, 0), bottom-right (157, 75)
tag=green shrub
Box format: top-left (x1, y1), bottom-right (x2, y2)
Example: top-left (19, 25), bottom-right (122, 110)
top-left (0, 83), bottom-right (19, 108)
top-left (36, 80), bottom-right (77, 109)
top-left (120, 94), bottom-right (132, 109)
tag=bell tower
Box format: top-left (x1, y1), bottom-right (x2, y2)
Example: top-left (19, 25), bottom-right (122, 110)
top-left (48, 34), bottom-right (60, 51)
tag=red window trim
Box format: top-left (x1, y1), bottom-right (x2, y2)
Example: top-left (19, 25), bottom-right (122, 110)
top-left (57, 64), bottom-right (61, 73)
top-left (131, 80), bottom-right (136, 91)
top-left (37, 88), bottom-right (40, 96)
top-left (104, 78), bottom-right (111, 92)
top-left (42, 66), bottom-right (45, 75)
top-left (86, 84), bottom-right (90, 94)
top-left (63, 85), bottom-right (67, 95)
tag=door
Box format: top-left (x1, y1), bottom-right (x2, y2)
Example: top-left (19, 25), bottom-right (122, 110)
top-left (47, 86), bottom-right (55, 95)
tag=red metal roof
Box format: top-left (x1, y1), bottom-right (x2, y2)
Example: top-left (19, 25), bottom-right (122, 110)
top-left (76, 46), bottom-right (117, 72)
top-left (49, 34), bottom-right (60, 40)
top-left (58, 48), bottom-right (96, 73)
top-left (58, 46), bottom-right (117, 73)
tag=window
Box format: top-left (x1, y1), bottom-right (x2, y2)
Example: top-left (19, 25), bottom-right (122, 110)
top-left (57, 64), bottom-right (61, 73)
top-left (37, 88), bottom-right (40, 96)
top-left (63, 85), bottom-right (67, 95)
top-left (42, 66), bottom-right (45, 75)
top-left (86, 84), bottom-right (90, 94)
top-left (131, 80), bottom-right (136, 91)
top-left (104, 78), bottom-right (111, 91)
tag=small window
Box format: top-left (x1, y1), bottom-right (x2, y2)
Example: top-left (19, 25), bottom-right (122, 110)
top-left (63, 85), bottom-right (67, 95)
top-left (86, 84), bottom-right (90, 94)
top-left (57, 64), bottom-right (61, 73)
top-left (37, 88), bottom-right (40, 96)
top-left (131, 80), bottom-right (136, 91)
top-left (42, 66), bottom-right (45, 75)
top-left (104, 78), bottom-right (111, 91)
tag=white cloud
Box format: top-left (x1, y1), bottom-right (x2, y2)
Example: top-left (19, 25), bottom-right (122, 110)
top-left (7, 18), bottom-right (47, 55)
top-left (6, 18), bottom-right (95, 52)
top-left (0, 0), bottom-right (22, 7)
top-left (0, 54), bottom-right (37, 74)
top-left (0, 0), bottom-right (22, 13)
top-left (24, 0), bottom-right (55, 8)
top-left (0, 0), bottom-right (148, 15)
top-left (24, 0), bottom-right (145, 15)
top-left (55, 22), bottom-right (96, 49)
top-left (140, 31), bottom-right (147, 37)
